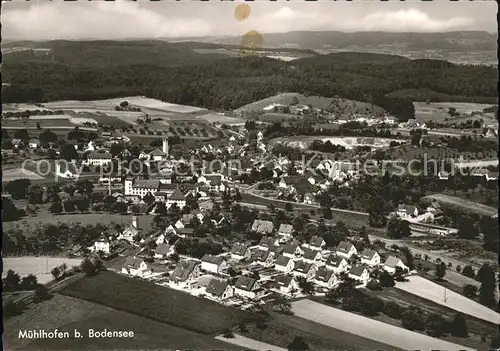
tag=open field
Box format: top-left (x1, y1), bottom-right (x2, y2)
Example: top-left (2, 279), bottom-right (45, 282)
top-left (395, 276), bottom-right (500, 324)
top-left (258, 112), bottom-right (302, 122)
top-left (197, 113), bottom-right (246, 125)
top-left (270, 135), bottom-right (403, 150)
top-left (3, 257), bottom-right (83, 284)
top-left (60, 271), bottom-right (257, 334)
top-left (238, 310), bottom-right (400, 351)
top-left (422, 193), bottom-right (498, 216)
top-left (414, 102), bottom-right (496, 122)
top-left (2, 167), bottom-right (45, 182)
top-left (2, 116), bottom-right (80, 130)
top-left (292, 299), bottom-right (474, 351)
top-left (3, 294), bottom-right (239, 351)
top-left (2, 103), bottom-right (54, 112)
top-left (385, 144), bottom-right (498, 162)
top-left (236, 93), bottom-right (384, 115)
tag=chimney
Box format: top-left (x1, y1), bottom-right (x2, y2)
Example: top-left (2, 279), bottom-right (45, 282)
top-left (162, 138), bottom-right (169, 156)
top-left (132, 215), bottom-right (138, 228)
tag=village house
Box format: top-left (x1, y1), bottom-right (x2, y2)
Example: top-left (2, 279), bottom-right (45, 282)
top-left (360, 249), bottom-right (381, 267)
top-left (118, 216), bottom-right (141, 243)
top-left (384, 256), bottom-right (409, 275)
top-left (336, 241), bottom-right (357, 259)
top-left (348, 265), bottom-right (370, 285)
top-left (205, 278), bottom-right (234, 301)
top-left (201, 255), bottom-right (227, 274)
top-left (325, 255), bottom-right (349, 274)
top-left (314, 267), bottom-right (338, 289)
top-left (396, 204), bottom-right (419, 219)
top-left (154, 243), bottom-right (175, 259)
top-left (293, 260), bottom-right (317, 281)
top-left (251, 219), bottom-right (275, 235)
top-left (304, 236), bottom-right (326, 251)
top-left (274, 274), bottom-right (298, 295)
top-left (125, 178), bottom-right (161, 198)
top-left (55, 161), bottom-right (80, 179)
top-left (92, 234), bottom-right (111, 254)
top-left (277, 223), bottom-right (294, 241)
top-left (274, 255), bottom-right (295, 273)
top-left (230, 243), bottom-right (251, 261)
top-left (233, 276), bottom-right (264, 299)
top-left (166, 187), bottom-right (188, 209)
top-left (170, 260), bottom-right (200, 286)
top-left (122, 257), bottom-right (149, 277)
top-left (86, 150), bottom-right (113, 167)
top-left (257, 236), bottom-right (279, 251)
top-left (251, 249), bottom-right (275, 267)
top-left (155, 232), bottom-right (167, 245)
top-left (282, 243), bottom-right (304, 259)
top-left (425, 201), bottom-right (442, 215)
top-left (301, 248), bottom-right (323, 264)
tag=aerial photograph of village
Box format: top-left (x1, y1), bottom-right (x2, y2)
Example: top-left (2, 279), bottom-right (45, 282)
top-left (1, 1), bottom-right (499, 351)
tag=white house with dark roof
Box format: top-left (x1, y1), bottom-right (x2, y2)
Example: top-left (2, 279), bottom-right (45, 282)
top-left (383, 256), bottom-right (408, 275)
top-left (119, 216), bottom-right (141, 243)
top-left (302, 248), bottom-right (323, 264)
top-left (149, 148), bottom-right (168, 162)
top-left (125, 178), bottom-right (161, 198)
top-left (167, 187), bottom-right (187, 209)
top-left (274, 274), bottom-right (298, 295)
top-left (348, 265), bottom-right (370, 285)
top-left (293, 260), bottom-right (317, 281)
top-left (258, 236), bottom-right (279, 251)
top-left (251, 219), bottom-right (275, 234)
top-left (274, 255), bottom-right (294, 273)
top-left (170, 260), bottom-right (200, 285)
top-left (205, 278), bottom-right (234, 301)
top-left (251, 249), bottom-right (275, 267)
top-left (201, 255), bottom-right (227, 274)
top-left (396, 204), bottom-right (419, 219)
top-left (154, 243), bottom-right (175, 259)
top-left (86, 150), bottom-right (113, 167)
top-left (277, 224), bottom-right (294, 240)
top-left (325, 255), bottom-right (349, 274)
top-left (304, 236), bottom-right (326, 251)
top-left (360, 249), bottom-right (380, 267)
top-left (230, 243), bottom-right (251, 261)
top-left (233, 276), bottom-right (263, 299)
top-left (336, 241), bottom-right (357, 259)
top-left (314, 267), bottom-right (338, 289)
top-left (93, 234), bottom-right (110, 254)
top-left (122, 257), bottom-right (149, 277)
top-left (282, 243), bottom-right (304, 259)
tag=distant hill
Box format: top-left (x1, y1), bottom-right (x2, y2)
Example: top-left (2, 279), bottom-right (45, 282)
top-left (176, 30), bottom-right (498, 51)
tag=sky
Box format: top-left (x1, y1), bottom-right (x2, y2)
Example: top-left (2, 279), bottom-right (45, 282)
top-left (2, 1), bottom-right (498, 41)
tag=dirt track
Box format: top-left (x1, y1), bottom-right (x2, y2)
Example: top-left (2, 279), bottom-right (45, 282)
top-left (292, 299), bottom-right (475, 351)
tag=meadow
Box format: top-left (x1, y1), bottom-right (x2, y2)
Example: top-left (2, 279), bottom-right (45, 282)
top-left (413, 102), bottom-right (495, 122)
top-left (3, 294), bottom-right (239, 351)
top-left (60, 271), bottom-right (258, 334)
top-left (3, 257), bottom-right (83, 284)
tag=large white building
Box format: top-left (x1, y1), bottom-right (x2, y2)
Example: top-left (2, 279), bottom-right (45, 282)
top-left (86, 150), bottom-right (113, 167)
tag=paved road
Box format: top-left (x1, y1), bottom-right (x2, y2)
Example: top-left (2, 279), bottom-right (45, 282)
top-left (215, 334), bottom-right (287, 351)
top-left (292, 299), bottom-right (475, 351)
top-left (396, 276), bottom-right (500, 324)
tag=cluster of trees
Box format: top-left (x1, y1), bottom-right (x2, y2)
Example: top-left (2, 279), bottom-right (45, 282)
top-left (3, 270), bottom-right (38, 292)
top-left (309, 140), bottom-right (347, 153)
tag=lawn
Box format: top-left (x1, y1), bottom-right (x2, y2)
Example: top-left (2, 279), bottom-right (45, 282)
top-left (3, 294), bottom-right (240, 351)
top-left (414, 102), bottom-right (495, 122)
top-left (3, 257), bottom-right (83, 284)
top-left (197, 113), bottom-right (246, 125)
top-left (237, 310), bottom-right (400, 351)
top-left (236, 93), bottom-right (384, 116)
top-left (60, 271), bottom-right (258, 334)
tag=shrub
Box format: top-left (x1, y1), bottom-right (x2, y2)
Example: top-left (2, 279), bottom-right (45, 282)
top-left (463, 284), bottom-right (478, 298)
top-left (222, 329), bottom-right (234, 338)
top-left (366, 279), bottom-right (382, 291)
top-left (401, 306), bottom-right (426, 331)
top-left (379, 271), bottom-right (395, 287)
top-left (383, 301), bottom-right (403, 319)
top-left (449, 313), bottom-right (468, 338)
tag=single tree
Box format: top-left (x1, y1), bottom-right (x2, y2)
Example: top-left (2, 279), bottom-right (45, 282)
top-left (449, 313), bottom-right (468, 338)
top-left (3, 270), bottom-right (21, 291)
top-left (379, 271), bottom-right (395, 287)
top-left (51, 267), bottom-right (61, 280)
top-left (274, 296), bottom-right (293, 315)
top-left (49, 201), bottom-right (63, 215)
top-left (80, 258), bottom-right (96, 277)
top-left (462, 265), bottom-right (475, 279)
top-left (435, 262), bottom-right (447, 280)
top-left (477, 263), bottom-right (496, 306)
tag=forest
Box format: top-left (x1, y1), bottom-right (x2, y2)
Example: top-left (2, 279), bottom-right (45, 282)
top-left (2, 41), bottom-right (498, 122)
